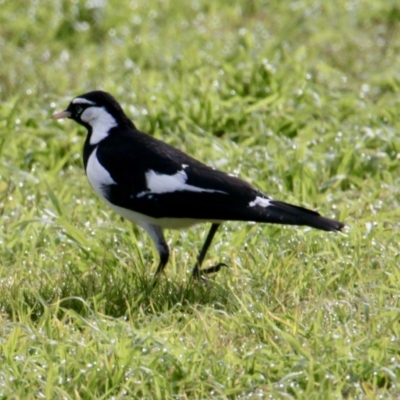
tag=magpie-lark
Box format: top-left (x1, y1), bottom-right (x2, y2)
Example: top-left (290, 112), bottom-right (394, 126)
top-left (53, 91), bottom-right (344, 280)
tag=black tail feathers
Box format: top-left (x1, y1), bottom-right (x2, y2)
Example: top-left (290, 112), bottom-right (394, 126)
top-left (261, 200), bottom-right (344, 232)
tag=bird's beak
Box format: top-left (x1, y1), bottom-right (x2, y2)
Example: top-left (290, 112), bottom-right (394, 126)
top-left (51, 110), bottom-right (71, 120)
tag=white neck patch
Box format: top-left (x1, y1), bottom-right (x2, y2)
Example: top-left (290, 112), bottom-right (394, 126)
top-left (72, 98), bottom-right (96, 105)
top-left (81, 106), bottom-right (118, 145)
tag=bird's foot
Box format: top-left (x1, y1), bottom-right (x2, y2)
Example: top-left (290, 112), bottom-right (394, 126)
top-left (192, 262), bottom-right (229, 280)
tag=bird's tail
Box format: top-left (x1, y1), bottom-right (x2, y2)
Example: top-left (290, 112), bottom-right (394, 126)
top-left (259, 200), bottom-right (344, 232)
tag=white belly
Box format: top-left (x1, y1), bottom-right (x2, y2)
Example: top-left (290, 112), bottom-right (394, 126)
top-left (106, 201), bottom-right (219, 229)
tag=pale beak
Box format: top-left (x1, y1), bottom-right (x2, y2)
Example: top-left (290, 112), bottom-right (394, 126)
top-left (51, 110), bottom-right (71, 120)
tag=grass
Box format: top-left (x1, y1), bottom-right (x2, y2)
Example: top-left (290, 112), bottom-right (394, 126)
top-left (0, 0), bottom-right (400, 398)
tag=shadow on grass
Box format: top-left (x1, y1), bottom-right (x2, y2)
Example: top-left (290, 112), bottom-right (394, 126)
top-left (0, 264), bottom-right (234, 321)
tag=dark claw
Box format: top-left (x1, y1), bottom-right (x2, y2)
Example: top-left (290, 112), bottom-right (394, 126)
top-left (192, 262), bottom-right (229, 279)
top-left (201, 262), bottom-right (229, 275)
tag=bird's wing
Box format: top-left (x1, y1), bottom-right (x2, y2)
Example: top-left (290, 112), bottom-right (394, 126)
top-left (94, 130), bottom-right (266, 221)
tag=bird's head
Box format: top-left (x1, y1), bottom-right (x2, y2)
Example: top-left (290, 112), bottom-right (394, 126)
top-left (52, 91), bottom-right (134, 144)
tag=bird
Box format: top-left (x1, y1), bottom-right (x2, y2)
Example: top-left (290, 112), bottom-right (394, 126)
top-left (52, 90), bottom-right (344, 281)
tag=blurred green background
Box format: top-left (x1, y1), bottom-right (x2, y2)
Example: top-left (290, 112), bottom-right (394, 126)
top-left (0, 0), bottom-right (399, 398)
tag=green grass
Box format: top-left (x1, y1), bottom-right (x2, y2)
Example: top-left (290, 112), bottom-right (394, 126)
top-left (1, 0), bottom-right (400, 398)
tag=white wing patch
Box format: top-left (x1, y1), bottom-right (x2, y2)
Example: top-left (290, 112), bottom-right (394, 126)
top-left (249, 196), bottom-right (272, 208)
top-left (80, 106), bottom-right (117, 145)
top-left (72, 98), bottom-right (96, 105)
top-left (86, 148), bottom-right (116, 198)
top-left (144, 169), bottom-right (227, 196)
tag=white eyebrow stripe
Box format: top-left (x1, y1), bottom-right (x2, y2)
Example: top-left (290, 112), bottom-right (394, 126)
top-left (72, 98), bottom-right (96, 105)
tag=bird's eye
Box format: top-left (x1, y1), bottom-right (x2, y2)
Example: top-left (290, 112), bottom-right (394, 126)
top-left (75, 105), bottom-right (83, 114)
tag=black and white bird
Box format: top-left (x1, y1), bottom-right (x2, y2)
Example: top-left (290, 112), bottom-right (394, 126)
top-left (52, 91), bottom-right (344, 280)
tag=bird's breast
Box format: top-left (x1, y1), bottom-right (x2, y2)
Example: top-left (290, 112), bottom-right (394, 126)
top-left (86, 147), bottom-right (115, 200)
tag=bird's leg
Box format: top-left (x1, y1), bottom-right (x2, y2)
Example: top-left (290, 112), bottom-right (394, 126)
top-left (152, 246), bottom-right (169, 287)
top-left (154, 246), bottom-right (170, 277)
top-left (141, 224), bottom-right (170, 286)
top-left (152, 243), bottom-right (169, 288)
top-left (192, 223), bottom-right (227, 279)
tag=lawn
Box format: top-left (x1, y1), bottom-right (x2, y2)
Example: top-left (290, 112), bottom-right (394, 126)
top-left (0, 0), bottom-right (400, 398)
